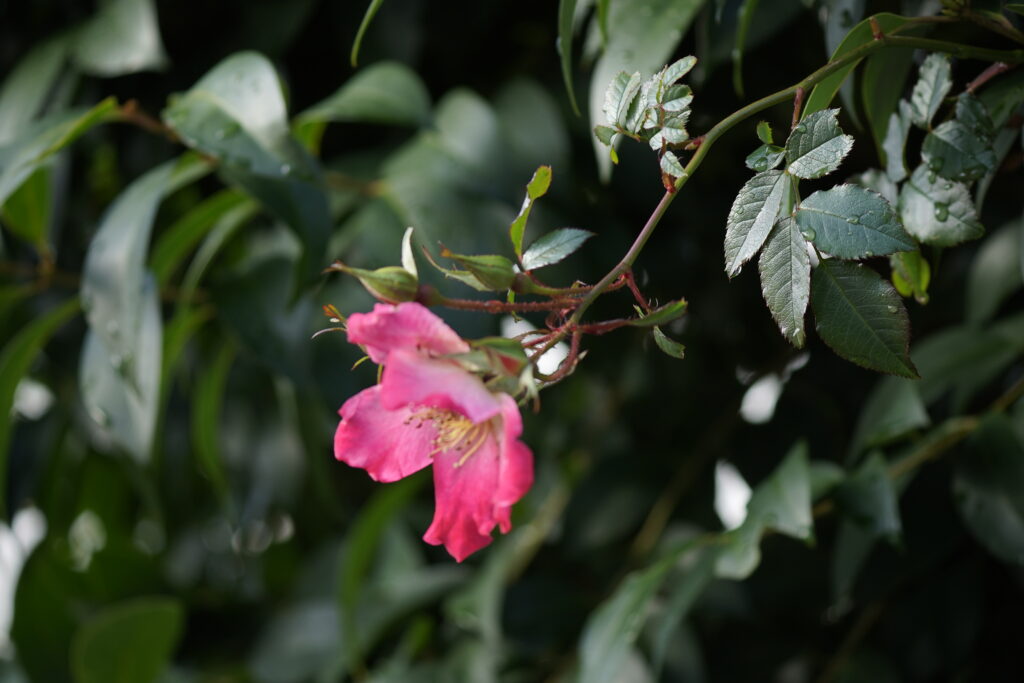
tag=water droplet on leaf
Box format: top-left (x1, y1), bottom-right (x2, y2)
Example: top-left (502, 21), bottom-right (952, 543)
top-left (934, 203), bottom-right (949, 221)
top-left (886, 305), bottom-right (898, 313)
top-left (801, 228), bottom-right (816, 241)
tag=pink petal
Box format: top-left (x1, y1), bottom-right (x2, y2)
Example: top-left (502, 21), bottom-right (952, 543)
top-left (347, 302), bottom-right (468, 364)
top-left (334, 385), bottom-right (434, 483)
top-left (422, 396), bottom-right (534, 562)
top-left (380, 349), bottom-right (503, 424)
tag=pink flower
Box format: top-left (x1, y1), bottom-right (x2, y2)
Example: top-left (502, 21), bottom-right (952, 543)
top-left (334, 302), bottom-right (534, 561)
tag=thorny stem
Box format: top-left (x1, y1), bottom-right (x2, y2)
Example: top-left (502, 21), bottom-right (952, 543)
top-left (533, 26), bottom-right (1024, 375)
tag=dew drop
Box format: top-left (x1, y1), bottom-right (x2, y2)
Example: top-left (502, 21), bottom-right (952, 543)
top-left (848, 217), bottom-right (860, 225)
top-left (928, 158), bottom-right (942, 173)
top-left (886, 305), bottom-right (898, 313)
top-left (927, 171), bottom-right (938, 184)
top-left (933, 203), bottom-right (949, 222)
top-left (864, 250), bottom-right (874, 258)
top-left (801, 228), bottom-right (816, 241)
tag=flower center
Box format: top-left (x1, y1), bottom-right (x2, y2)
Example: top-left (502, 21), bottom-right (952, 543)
top-left (406, 408), bottom-right (492, 467)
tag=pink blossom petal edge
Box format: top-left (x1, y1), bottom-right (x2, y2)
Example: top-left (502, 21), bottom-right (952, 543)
top-left (334, 385), bottom-right (434, 483)
top-left (346, 302), bottom-right (469, 364)
top-left (423, 394), bottom-right (534, 562)
top-left (381, 349), bottom-right (503, 424)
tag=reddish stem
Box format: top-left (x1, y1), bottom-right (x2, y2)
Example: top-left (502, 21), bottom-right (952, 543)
top-left (967, 62), bottom-right (1013, 93)
top-left (791, 87), bottom-right (806, 130)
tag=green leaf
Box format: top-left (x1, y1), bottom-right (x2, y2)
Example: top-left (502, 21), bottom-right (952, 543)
top-left (71, 597), bottom-right (183, 683)
top-left (1, 166), bottom-right (52, 251)
top-left (803, 13), bottom-right (910, 118)
top-left (954, 415), bottom-right (1024, 566)
top-left (1007, 3), bottom-right (1024, 15)
top-left (191, 340), bottom-right (235, 510)
top-left (510, 166), bottom-right (552, 259)
top-left (296, 61), bottom-right (431, 148)
top-left (350, 0), bottom-right (385, 67)
top-left (785, 109), bottom-right (854, 179)
top-left (659, 150), bottom-right (686, 178)
top-left (0, 38), bottom-right (68, 145)
top-left (854, 168), bottom-right (898, 205)
top-left (921, 120), bottom-right (997, 183)
top-left (0, 297), bottom-right (79, 517)
top-left (628, 299), bottom-right (688, 327)
top-left (716, 441), bottom-right (813, 579)
top-left (521, 227), bottom-right (592, 271)
top-left (163, 52), bottom-right (331, 283)
top-left (72, 0), bottom-right (168, 77)
top-left (758, 218), bottom-right (810, 347)
top-left (966, 220), bottom-right (1022, 323)
top-left (588, 0), bottom-right (704, 179)
top-left (149, 189), bottom-right (249, 286)
top-left (442, 251), bottom-right (517, 290)
top-left (978, 67), bottom-right (1024, 128)
top-left (811, 259), bottom-right (918, 378)
top-left (837, 453), bottom-right (902, 543)
top-left (80, 276), bottom-right (164, 461)
top-left (82, 156), bottom-right (208, 368)
top-left (881, 100), bottom-right (913, 183)
top-left (0, 98), bottom-right (118, 209)
top-left (558, 0), bottom-right (581, 115)
top-left (862, 45), bottom-right (916, 163)
top-left (898, 164), bottom-right (983, 247)
top-left (909, 53), bottom-right (951, 129)
top-left (649, 548), bottom-right (717, 674)
top-left (796, 185), bottom-right (914, 259)
top-left (756, 120), bottom-right (773, 144)
top-left (579, 538), bottom-right (706, 683)
top-left (745, 144), bottom-right (785, 172)
top-left (724, 170), bottom-right (788, 278)
top-left (652, 326), bottom-right (686, 359)
top-left (593, 124), bottom-right (616, 145)
top-left (849, 376), bottom-right (929, 458)
top-left (731, 0), bottom-right (761, 97)
top-left (955, 92), bottom-right (995, 141)
top-left (913, 326), bottom-right (1020, 408)
top-left (889, 249), bottom-right (931, 304)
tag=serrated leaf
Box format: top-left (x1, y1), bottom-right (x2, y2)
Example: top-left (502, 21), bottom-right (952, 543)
top-left (889, 249), bottom-right (930, 304)
top-left (615, 71), bottom-right (643, 129)
top-left (593, 125), bottom-right (616, 145)
top-left (756, 120), bottom-right (773, 144)
top-left (71, 597), bottom-right (184, 683)
top-left (955, 92), bottom-right (994, 139)
top-left (163, 52), bottom-right (330, 283)
top-left (898, 164), bottom-right (983, 247)
top-left (659, 150), bottom-right (685, 178)
top-left (909, 53), bottom-right (951, 129)
top-left (724, 170), bottom-right (788, 277)
top-left (0, 297), bottom-right (79, 517)
top-left (509, 166), bottom-right (552, 259)
top-left (745, 144), bottom-right (785, 172)
top-left (589, 0), bottom-right (703, 179)
top-left (804, 13), bottom-right (910, 117)
top-left (758, 218), bottom-right (810, 347)
top-left (72, 0), bottom-right (168, 77)
top-left (652, 326), bottom-right (685, 359)
top-left (954, 415), bottom-right (1024, 566)
top-left (785, 109), bottom-right (854, 179)
top-left (853, 168), bottom-right (898, 205)
top-left (882, 99), bottom-right (913, 182)
top-left (921, 120), bottom-right (997, 182)
top-left (796, 185), bottom-right (914, 259)
top-left (521, 227), bottom-right (592, 271)
top-left (811, 259), bottom-right (918, 378)
top-left (662, 56), bottom-right (697, 86)
top-left (629, 299), bottom-right (688, 327)
top-left (603, 72), bottom-right (632, 125)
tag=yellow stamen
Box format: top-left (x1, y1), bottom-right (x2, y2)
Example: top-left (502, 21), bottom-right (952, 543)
top-left (408, 407), bottom-right (493, 467)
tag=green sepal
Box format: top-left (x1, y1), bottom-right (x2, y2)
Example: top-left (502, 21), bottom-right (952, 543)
top-left (324, 261), bottom-right (418, 303)
top-left (628, 299), bottom-right (688, 327)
